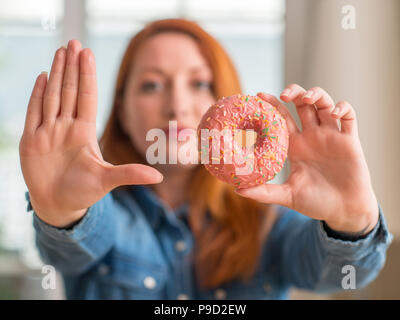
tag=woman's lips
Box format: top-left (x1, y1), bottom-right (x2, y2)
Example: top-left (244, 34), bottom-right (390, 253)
top-left (162, 126), bottom-right (192, 138)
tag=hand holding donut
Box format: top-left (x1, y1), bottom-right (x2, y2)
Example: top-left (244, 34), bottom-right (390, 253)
top-left (236, 84), bottom-right (379, 235)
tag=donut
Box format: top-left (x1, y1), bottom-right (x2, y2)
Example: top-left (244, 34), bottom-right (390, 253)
top-left (197, 94), bottom-right (289, 188)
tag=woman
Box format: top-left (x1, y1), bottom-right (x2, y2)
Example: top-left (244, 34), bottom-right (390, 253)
top-left (19, 19), bottom-right (392, 299)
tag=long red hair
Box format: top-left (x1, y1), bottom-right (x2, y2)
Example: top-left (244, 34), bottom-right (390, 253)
top-left (99, 18), bottom-right (276, 290)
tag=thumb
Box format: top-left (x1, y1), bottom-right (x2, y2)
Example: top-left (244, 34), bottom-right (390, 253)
top-left (102, 163), bottom-right (163, 191)
top-left (235, 183), bottom-right (292, 207)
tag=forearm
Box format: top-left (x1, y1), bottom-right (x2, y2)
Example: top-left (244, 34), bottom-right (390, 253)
top-left (27, 191), bottom-right (116, 274)
top-left (279, 205), bottom-right (393, 293)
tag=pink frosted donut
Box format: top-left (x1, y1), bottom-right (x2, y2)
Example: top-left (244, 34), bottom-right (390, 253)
top-left (197, 94), bottom-right (289, 188)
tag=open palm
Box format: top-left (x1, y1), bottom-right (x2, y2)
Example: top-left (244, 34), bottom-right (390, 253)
top-left (236, 84), bottom-right (379, 234)
top-left (19, 40), bottom-right (163, 228)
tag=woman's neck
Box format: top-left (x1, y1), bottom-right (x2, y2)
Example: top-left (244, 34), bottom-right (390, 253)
top-left (150, 166), bottom-right (193, 210)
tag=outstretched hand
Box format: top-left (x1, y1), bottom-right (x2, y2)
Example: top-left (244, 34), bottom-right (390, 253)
top-left (19, 40), bottom-right (163, 228)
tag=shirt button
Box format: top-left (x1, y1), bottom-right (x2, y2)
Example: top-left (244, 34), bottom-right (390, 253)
top-left (264, 282), bottom-right (273, 293)
top-left (177, 293), bottom-right (189, 300)
top-left (98, 264), bottom-right (110, 276)
top-left (214, 288), bottom-right (227, 299)
top-left (175, 240), bottom-right (186, 252)
top-left (144, 276), bottom-right (157, 289)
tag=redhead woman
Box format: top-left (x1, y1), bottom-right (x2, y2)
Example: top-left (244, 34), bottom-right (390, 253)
top-left (19, 19), bottom-right (392, 299)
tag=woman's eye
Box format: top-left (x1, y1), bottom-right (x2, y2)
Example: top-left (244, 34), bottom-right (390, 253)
top-left (141, 81), bottom-right (162, 93)
top-left (192, 81), bottom-right (212, 91)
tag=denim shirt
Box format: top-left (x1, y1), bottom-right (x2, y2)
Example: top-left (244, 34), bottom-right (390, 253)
top-left (25, 185), bottom-right (393, 300)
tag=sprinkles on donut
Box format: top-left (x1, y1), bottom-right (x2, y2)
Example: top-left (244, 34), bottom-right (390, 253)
top-left (197, 93), bottom-right (289, 188)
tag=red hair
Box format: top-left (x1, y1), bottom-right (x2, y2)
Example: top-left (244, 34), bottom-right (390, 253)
top-left (99, 18), bottom-right (276, 289)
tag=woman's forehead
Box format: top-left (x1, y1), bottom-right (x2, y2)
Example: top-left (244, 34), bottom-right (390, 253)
top-left (132, 32), bottom-right (211, 73)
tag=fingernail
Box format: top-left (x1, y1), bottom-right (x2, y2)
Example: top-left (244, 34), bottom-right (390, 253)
top-left (40, 71), bottom-right (48, 75)
top-left (281, 89), bottom-right (291, 97)
top-left (332, 107), bottom-right (339, 115)
top-left (60, 45), bottom-right (67, 49)
top-left (304, 91), bottom-right (313, 99)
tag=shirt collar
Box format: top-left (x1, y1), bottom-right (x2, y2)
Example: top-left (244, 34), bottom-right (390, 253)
top-left (130, 185), bottom-right (189, 230)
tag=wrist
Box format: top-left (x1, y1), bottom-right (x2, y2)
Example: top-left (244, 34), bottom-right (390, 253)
top-left (35, 207), bottom-right (88, 229)
top-left (324, 206), bottom-right (379, 236)
top-left (29, 193), bottom-right (88, 228)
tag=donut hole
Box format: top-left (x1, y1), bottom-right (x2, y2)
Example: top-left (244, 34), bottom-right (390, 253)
top-left (233, 129), bottom-right (258, 149)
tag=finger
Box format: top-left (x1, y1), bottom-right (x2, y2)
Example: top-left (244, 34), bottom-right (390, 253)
top-left (235, 183), bottom-right (292, 208)
top-left (257, 92), bottom-right (300, 134)
top-left (61, 40), bottom-right (82, 118)
top-left (302, 87), bottom-right (338, 129)
top-left (102, 164), bottom-right (164, 191)
top-left (23, 72), bottom-right (48, 135)
top-left (77, 48), bottom-right (97, 122)
top-left (280, 84), bottom-right (319, 130)
top-left (331, 100), bottom-right (358, 136)
top-left (43, 47), bottom-right (67, 123)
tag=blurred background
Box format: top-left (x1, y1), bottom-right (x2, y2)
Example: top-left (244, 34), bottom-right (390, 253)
top-left (0, 0), bottom-right (398, 299)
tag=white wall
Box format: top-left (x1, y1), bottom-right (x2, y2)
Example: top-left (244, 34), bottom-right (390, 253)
top-left (285, 0), bottom-right (400, 299)
top-left (285, 0), bottom-right (400, 234)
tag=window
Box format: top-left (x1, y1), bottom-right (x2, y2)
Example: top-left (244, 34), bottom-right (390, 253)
top-left (0, 0), bottom-right (64, 267)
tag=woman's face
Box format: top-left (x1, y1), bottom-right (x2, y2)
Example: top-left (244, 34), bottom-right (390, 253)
top-left (120, 32), bottom-right (215, 170)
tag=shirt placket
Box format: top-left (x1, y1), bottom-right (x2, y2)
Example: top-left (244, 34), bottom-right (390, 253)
top-left (162, 207), bottom-right (194, 300)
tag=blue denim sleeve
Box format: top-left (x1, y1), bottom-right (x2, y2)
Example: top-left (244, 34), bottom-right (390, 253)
top-left (275, 204), bottom-right (393, 293)
top-left (25, 191), bottom-right (116, 275)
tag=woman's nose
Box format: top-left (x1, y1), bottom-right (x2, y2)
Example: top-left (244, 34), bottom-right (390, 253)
top-left (163, 80), bottom-right (191, 119)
